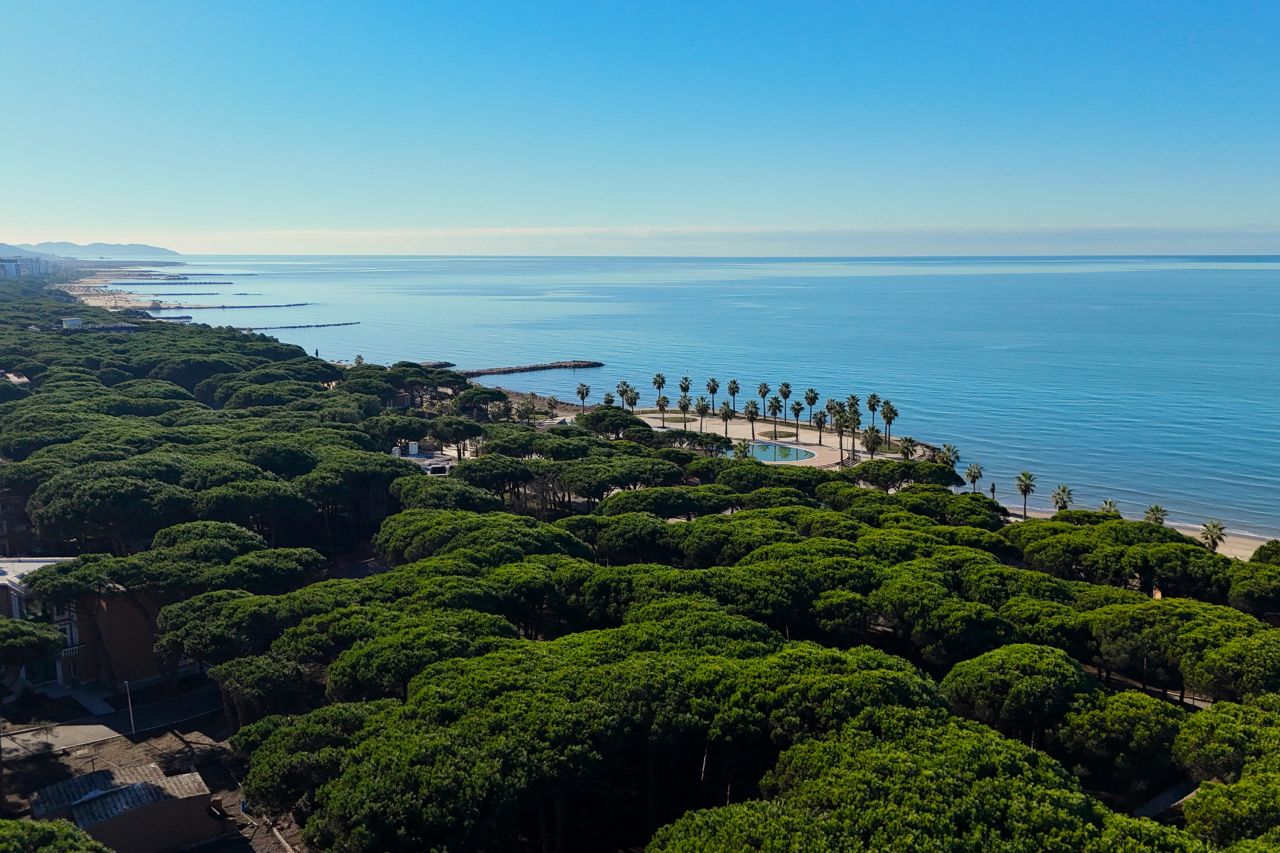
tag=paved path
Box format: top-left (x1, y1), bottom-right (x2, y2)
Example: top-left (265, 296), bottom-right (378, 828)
top-left (2, 683), bottom-right (221, 760)
top-left (1133, 780), bottom-right (1199, 818)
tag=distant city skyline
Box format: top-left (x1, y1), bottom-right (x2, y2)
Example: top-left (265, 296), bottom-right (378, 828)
top-left (3, 1), bottom-right (1278, 255)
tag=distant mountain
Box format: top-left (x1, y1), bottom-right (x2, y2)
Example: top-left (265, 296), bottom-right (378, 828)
top-left (15, 242), bottom-right (181, 258)
top-left (0, 243), bottom-right (61, 259)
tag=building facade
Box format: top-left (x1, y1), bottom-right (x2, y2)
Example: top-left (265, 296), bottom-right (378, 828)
top-left (0, 558), bottom-right (173, 698)
top-left (0, 558), bottom-right (77, 696)
top-left (0, 256), bottom-right (54, 277)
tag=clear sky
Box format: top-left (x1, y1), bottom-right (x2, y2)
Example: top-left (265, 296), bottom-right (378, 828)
top-left (3, 1), bottom-right (1279, 255)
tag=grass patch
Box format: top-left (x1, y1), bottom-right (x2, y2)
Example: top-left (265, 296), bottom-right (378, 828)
top-left (761, 430), bottom-right (797, 439)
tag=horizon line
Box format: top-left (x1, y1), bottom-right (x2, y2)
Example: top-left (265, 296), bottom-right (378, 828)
top-left (72, 251), bottom-right (1280, 260)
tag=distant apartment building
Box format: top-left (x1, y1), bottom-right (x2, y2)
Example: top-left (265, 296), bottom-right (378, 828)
top-left (0, 256), bottom-right (54, 277)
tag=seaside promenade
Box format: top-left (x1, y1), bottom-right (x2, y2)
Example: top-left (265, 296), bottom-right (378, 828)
top-left (632, 408), bottom-right (844, 469)
top-left (615, 406), bottom-right (1268, 561)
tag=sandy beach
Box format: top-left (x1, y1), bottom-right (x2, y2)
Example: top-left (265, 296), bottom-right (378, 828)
top-left (55, 268), bottom-right (191, 310)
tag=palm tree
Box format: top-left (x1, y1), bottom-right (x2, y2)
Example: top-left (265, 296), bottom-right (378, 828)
top-left (547, 395), bottom-right (561, 414)
top-left (743, 400), bottom-right (760, 439)
top-left (623, 388), bottom-right (639, 411)
top-left (813, 410), bottom-right (827, 445)
top-left (601, 392), bottom-right (615, 406)
top-left (718, 401), bottom-right (734, 436)
top-left (575, 383), bottom-right (591, 412)
top-left (727, 379), bottom-right (740, 413)
top-left (616, 380), bottom-right (632, 405)
top-left (732, 439), bottom-right (752, 460)
top-left (898, 436), bottom-right (918, 460)
top-left (516, 394), bottom-right (536, 423)
top-left (652, 373), bottom-right (667, 423)
top-left (1051, 484), bottom-right (1073, 511)
top-left (965, 463), bottom-right (983, 492)
top-left (757, 382), bottom-right (771, 419)
top-left (1016, 471), bottom-right (1037, 519)
top-left (845, 394), bottom-right (860, 420)
top-left (677, 393), bottom-right (692, 423)
top-left (825, 397), bottom-right (843, 424)
top-left (790, 400), bottom-right (804, 431)
top-left (1100, 499), bottom-right (1119, 514)
top-left (1201, 519), bottom-right (1227, 552)
top-left (694, 396), bottom-right (710, 432)
top-left (937, 444), bottom-right (960, 467)
top-left (862, 426), bottom-right (883, 459)
top-left (655, 394), bottom-right (670, 425)
top-left (866, 393), bottom-right (881, 429)
top-left (767, 395), bottom-right (783, 434)
top-left (679, 376), bottom-right (692, 395)
top-left (880, 401), bottom-right (898, 448)
top-left (778, 383), bottom-right (792, 416)
top-left (1145, 505), bottom-right (1168, 525)
top-left (706, 377), bottom-right (719, 410)
top-left (846, 409), bottom-right (862, 461)
top-left (804, 388), bottom-right (819, 424)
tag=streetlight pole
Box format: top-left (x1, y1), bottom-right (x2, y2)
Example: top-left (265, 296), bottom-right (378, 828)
top-left (124, 680), bottom-right (135, 735)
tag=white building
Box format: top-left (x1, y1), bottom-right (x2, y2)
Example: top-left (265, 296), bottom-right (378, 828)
top-left (0, 257), bottom-right (53, 278)
top-left (0, 557), bottom-right (79, 695)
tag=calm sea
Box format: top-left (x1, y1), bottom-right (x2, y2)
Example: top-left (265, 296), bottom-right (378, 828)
top-left (126, 255), bottom-right (1280, 539)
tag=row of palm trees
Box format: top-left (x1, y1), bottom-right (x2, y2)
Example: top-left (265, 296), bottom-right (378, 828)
top-left (587, 374), bottom-right (916, 462)
top-left (1008, 471), bottom-right (1229, 551)
top-left (577, 375), bottom-right (915, 465)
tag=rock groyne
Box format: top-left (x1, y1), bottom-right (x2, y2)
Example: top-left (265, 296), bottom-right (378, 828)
top-left (459, 360), bottom-right (604, 377)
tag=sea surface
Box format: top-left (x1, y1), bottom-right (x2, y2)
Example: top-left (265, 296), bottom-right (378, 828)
top-left (124, 255), bottom-right (1280, 539)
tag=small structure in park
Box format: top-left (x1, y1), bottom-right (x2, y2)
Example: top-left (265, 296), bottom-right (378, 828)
top-left (391, 441), bottom-right (455, 476)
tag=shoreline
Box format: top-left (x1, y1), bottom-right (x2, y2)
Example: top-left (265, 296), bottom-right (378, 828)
top-left (55, 271), bottom-right (309, 313)
top-left (1002, 504), bottom-right (1268, 562)
top-left (53, 270), bottom-right (1278, 553)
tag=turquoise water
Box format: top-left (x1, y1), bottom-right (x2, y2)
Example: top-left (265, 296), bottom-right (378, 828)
top-left (129, 255), bottom-right (1280, 538)
top-left (728, 441), bottom-right (816, 463)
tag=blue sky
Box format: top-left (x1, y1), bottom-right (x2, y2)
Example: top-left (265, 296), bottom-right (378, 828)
top-left (3, 1), bottom-right (1279, 254)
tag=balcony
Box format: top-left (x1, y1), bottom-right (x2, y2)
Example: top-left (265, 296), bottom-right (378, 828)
top-left (59, 644), bottom-right (84, 659)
